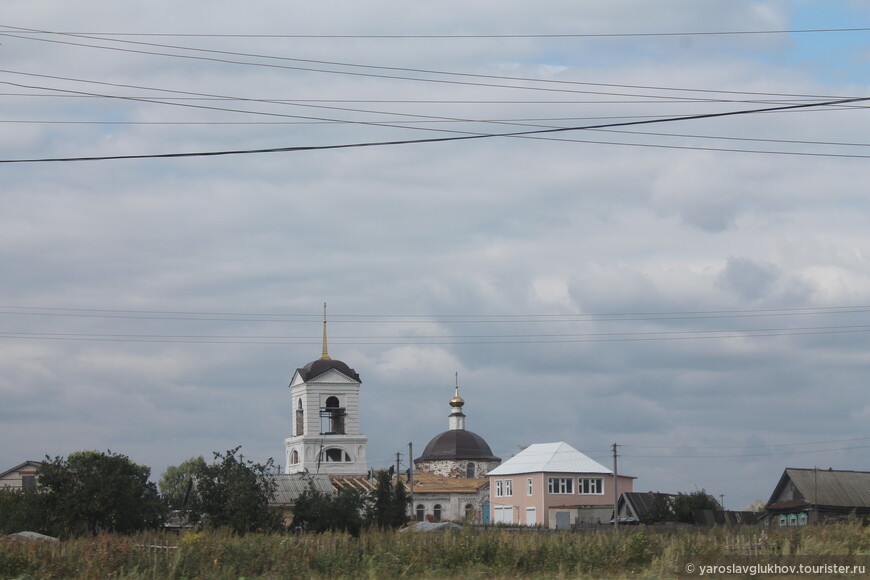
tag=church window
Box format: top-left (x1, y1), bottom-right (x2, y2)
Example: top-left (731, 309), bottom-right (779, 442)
top-left (290, 450), bottom-right (299, 464)
top-left (464, 504), bottom-right (474, 519)
top-left (321, 448), bottom-right (351, 462)
top-left (295, 399), bottom-right (304, 436)
top-left (320, 396), bottom-right (346, 434)
top-left (416, 504), bottom-right (425, 521)
top-left (433, 504), bottom-right (442, 522)
top-left (466, 462), bottom-right (475, 478)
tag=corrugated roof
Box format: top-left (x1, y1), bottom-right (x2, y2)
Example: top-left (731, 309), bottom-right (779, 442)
top-left (777, 468), bottom-right (870, 508)
top-left (488, 442), bottom-right (612, 476)
top-left (269, 473), bottom-right (334, 506)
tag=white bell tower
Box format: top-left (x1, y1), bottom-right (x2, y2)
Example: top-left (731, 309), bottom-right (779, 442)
top-left (284, 305), bottom-right (368, 476)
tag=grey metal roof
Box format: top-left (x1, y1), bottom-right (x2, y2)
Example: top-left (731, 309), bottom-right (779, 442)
top-left (488, 442), bottom-right (612, 476)
top-left (269, 473), bottom-right (334, 506)
top-left (297, 358), bottom-right (360, 382)
top-left (768, 468), bottom-right (870, 508)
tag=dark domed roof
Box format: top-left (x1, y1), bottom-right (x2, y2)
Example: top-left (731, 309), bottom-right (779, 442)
top-left (297, 358), bottom-right (360, 382)
top-left (417, 429), bottom-right (500, 462)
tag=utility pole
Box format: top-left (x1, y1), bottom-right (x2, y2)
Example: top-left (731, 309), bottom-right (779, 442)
top-left (612, 442), bottom-right (619, 532)
top-left (396, 452), bottom-right (401, 479)
top-left (408, 442), bottom-right (414, 519)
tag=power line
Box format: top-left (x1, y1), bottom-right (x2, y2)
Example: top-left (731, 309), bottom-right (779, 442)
top-left (4, 26), bottom-right (870, 38)
top-left (2, 94), bottom-right (867, 163)
top-left (623, 436), bottom-right (870, 450)
top-left (4, 324), bottom-right (870, 345)
top-left (0, 26), bottom-right (852, 102)
top-left (620, 444), bottom-right (870, 459)
top-left (3, 303), bottom-right (870, 321)
top-left (5, 323), bottom-right (870, 341)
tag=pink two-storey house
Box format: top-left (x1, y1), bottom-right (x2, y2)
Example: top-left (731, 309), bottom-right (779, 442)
top-left (488, 442), bottom-right (634, 528)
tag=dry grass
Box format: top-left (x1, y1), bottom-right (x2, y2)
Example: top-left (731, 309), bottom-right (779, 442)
top-left (1, 521), bottom-right (867, 579)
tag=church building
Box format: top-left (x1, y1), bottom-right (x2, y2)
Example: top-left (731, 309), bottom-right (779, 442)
top-left (284, 310), bottom-right (368, 476)
top-left (409, 378), bottom-right (501, 523)
top-left (415, 377), bottom-right (501, 478)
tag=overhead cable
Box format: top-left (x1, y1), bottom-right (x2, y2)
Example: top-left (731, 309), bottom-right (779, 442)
top-left (2, 94), bottom-right (868, 163)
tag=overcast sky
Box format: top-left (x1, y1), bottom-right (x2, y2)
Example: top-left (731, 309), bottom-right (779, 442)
top-left (3, 2), bottom-right (870, 511)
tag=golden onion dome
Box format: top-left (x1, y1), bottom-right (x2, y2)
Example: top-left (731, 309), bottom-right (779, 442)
top-left (449, 384), bottom-right (465, 408)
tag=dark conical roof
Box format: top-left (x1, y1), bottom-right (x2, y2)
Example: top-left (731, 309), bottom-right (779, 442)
top-left (297, 358), bottom-right (360, 382)
top-left (417, 429), bottom-right (500, 462)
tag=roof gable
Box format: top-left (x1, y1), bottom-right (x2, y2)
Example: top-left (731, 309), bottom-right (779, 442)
top-left (291, 366), bottom-right (360, 386)
top-left (768, 468), bottom-right (870, 509)
top-left (488, 442), bottom-right (612, 476)
top-left (0, 461), bottom-right (43, 480)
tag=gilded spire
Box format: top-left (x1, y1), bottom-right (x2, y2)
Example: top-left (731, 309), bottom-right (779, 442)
top-left (320, 302), bottom-right (331, 360)
top-left (449, 371), bottom-right (464, 408)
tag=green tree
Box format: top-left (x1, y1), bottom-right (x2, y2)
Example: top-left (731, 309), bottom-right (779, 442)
top-left (367, 470), bottom-right (409, 529)
top-left (159, 456), bottom-right (206, 509)
top-left (672, 489), bottom-right (721, 524)
top-left (36, 450), bottom-right (165, 537)
top-left (190, 447), bottom-right (282, 534)
top-left (0, 487), bottom-right (50, 535)
top-left (292, 481), bottom-right (365, 536)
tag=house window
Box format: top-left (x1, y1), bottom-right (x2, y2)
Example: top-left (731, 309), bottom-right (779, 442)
top-left (798, 513), bottom-right (808, 526)
top-left (466, 462), bottom-right (475, 478)
top-left (579, 478), bottom-right (604, 495)
top-left (465, 504), bottom-right (475, 519)
top-left (527, 478), bottom-right (533, 496)
top-left (416, 504), bottom-right (425, 522)
top-left (779, 516), bottom-right (787, 528)
top-left (788, 514), bottom-right (797, 527)
top-left (433, 504), bottom-right (442, 522)
top-left (548, 477), bottom-right (574, 494)
top-left (21, 475), bottom-right (36, 491)
top-left (494, 479), bottom-right (513, 497)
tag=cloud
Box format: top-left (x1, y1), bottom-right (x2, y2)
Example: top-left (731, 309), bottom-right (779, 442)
top-left (2, 1), bottom-right (870, 512)
top-left (716, 257), bottom-right (780, 301)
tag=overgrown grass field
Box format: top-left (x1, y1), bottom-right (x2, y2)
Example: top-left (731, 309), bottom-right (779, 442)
top-left (1, 522), bottom-right (868, 579)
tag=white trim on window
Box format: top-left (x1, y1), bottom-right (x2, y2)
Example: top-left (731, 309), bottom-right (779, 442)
top-left (548, 477), bottom-right (574, 494)
top-left (578, 477), bottom-right (604, 495)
